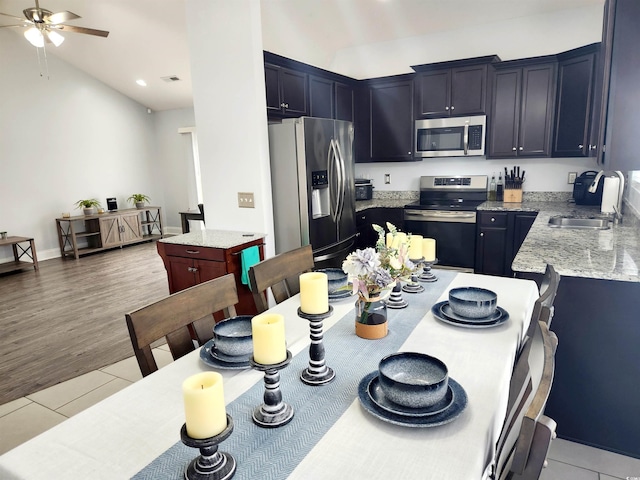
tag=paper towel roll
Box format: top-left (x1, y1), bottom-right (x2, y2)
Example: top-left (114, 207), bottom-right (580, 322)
top-left (601, 177), bottom-right (620, 213)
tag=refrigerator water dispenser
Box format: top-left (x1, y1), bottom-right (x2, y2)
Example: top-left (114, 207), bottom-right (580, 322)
top-left (311, 170), bottom-right (330, 218)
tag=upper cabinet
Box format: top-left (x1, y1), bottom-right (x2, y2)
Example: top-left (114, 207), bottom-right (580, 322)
top-left (265, 64), bottom-right (308, 116)
top-left (488, 58), bottom-right (557, 158)
top-left (357, 76), bottom-right (415, 162)
top-left (553, 44), bottom-right (599, 158)
top-left (601, 0), bottom-right (640, 171)
top-left (412, 56), bottom-right (500, 118)
top-left (309, 76), bottom-right (354, 122)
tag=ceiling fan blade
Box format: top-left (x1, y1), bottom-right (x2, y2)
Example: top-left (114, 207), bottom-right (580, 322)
top-left (57, 24), bottom-right (109, 37)
top-left (46, 11), bottom-right (80, 24)
top-left (0, 24), bottom-right (25, 28)
top-left (1, 11), bottom-right (25, 20)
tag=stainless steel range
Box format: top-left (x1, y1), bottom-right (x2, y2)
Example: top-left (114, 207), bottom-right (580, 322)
top-left (404, 175), bottom-right (488, 271)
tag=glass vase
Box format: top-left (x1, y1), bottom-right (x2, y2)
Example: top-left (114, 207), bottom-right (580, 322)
top-left (354, 296), bottom-right (388, 339)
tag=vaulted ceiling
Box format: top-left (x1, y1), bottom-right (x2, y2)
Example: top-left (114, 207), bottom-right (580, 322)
top-left (0, 0), bottom-right (604, 111)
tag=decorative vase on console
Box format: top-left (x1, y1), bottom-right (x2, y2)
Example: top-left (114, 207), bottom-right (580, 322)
top-left (342, 223), bottom-right (416, 340)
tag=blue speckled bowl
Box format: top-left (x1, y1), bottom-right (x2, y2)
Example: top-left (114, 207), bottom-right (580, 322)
top-left (378, 352), bottom-right (449, 409)
top-left (448, 287), bottom-right (497, 319)
top-left (213, 315), bottom-right (253, 356)
top-left (315, 268), bottom-right (348, 294)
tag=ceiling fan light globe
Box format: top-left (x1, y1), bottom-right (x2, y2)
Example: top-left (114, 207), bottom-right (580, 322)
top-left (46, 29), bottom-right (64, 46)
top-left (24, 27), bottom-right (44, 47)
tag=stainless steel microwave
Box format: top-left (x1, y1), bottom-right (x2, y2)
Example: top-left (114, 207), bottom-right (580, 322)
top-left (415, 115), bottom-right (486, 158)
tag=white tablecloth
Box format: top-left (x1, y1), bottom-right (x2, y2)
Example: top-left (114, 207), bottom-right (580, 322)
top-left (0, 273), bottom-right (538, 480)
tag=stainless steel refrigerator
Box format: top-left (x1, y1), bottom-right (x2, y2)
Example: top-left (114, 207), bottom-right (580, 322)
top-left (268, 117), bottom-right (356, 268)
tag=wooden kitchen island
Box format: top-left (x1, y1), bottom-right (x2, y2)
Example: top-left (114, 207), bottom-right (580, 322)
top-left (157, 230), bottom-right (266, 317)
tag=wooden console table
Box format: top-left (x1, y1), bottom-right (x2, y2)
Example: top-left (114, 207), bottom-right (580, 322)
top-left (56, 207), bottom-right (164, 259)
top-left (0, 236), bottom-right (39, 274)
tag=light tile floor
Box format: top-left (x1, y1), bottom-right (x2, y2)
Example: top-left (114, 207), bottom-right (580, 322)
top-left (2, 346), bottom-right (640, 479)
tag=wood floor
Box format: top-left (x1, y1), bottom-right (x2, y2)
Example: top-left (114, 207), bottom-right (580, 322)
top-left (0, 242), bottom-right (170, 405)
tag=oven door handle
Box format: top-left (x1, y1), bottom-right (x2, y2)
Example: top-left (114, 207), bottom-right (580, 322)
top-left (404, 210), bottom-right (477, 223)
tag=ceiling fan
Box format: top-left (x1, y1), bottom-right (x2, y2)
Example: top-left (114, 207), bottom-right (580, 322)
top-left (0, 0), bottom-right (109, 48)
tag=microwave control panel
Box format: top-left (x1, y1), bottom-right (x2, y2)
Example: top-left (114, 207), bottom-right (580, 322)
top-left (468, 125), bottom-right (483, 149)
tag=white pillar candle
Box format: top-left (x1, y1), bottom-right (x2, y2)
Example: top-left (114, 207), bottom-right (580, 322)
top-left (385, 232), bottom-right (393, 247)
top-left (183, 372), bottom-right (226, 439)
top-left (392, 232), bottom-right (407, 250)
top-left (423, 238), bottom-right (436, 262)
top-left (299, 271), bottom-right (329, 314)
top-left (408, 234), bottom-right (423, 259)
top-left (252, 313), bottom-right (287, 365)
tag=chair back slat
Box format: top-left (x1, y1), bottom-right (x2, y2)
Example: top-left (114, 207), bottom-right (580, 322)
top-left (249, 245), bottom-right (314, 313)
top-left (125, 274), bottom-right (239, 376)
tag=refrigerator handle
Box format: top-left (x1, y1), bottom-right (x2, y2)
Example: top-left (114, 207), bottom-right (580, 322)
top-left (334, 139), bottom-right (346, 222)
top-left (328, 139), bottom-right (341, 223)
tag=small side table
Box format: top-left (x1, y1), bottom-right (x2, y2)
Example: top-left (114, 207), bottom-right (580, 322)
top-left (0, 236), bottom-right (39, 274)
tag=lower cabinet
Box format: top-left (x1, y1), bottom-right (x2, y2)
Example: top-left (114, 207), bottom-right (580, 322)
top-left (157, 238), bottom-right (265, 318)
top-left (356, 207), bottom-right (404, 250)
top-left (475, 211), bottom-right (537, 276)
top-left (99, 214), bottom-right (142, 248)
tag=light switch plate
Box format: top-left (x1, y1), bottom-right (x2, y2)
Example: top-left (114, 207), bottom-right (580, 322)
top-left (568, 172), bottom-right (577, 184)
top-left (238, 192), bottom-right (255, 208)
top-left (384, 174), bottom-right (390, 184)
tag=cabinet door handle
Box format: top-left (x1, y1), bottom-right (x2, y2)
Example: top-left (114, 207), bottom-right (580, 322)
top-left (589, 144), bottom-right (597, 151)
top-left (445, 106), bottom-right (449, 110)
top-left (185, 250), bottom-right (200, 254)
top-left (512, 147), bottom-right (517, 151)
top-left (187, 266), bottom-right (198, 273)
top-left (451, 106), bottom-right (455, 110)
top-left (519, 146), bottom-right (523, 151)
top-left (280, 102), bottom-right (285, 108)
top-left (284, 103), bottom-right (289, 109)
top-left (491, 217), bottom-right (496, 222)
top-left (578, 144), bottom-right (584, 149)
top-left (480, 232), bottom-right (484, 237)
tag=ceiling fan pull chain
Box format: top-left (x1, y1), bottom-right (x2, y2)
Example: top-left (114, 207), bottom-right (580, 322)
top-left (35, 42), bottom-right (50, 80)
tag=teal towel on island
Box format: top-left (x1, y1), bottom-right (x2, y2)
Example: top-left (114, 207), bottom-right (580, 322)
top-left (240, 245), bottom-right (260, 289)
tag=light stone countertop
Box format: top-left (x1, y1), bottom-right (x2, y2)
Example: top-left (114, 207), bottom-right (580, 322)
top-left (355, 191), bottom-right (640, 282)
top-left (159, 229), bottom-right (266, 249)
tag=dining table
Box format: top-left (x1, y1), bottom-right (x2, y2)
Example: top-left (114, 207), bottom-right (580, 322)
top-left (0, 270), bottom-right (539, 480)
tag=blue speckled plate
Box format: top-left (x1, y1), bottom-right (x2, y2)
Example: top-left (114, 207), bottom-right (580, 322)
top-left (358, 371), bottom-right (467, 427)
top-left (367, 374), bottom-right (454, 417)
top-left (328, 284), bottom-right (354, 302)
top-left (432, 301), bottom-right (509, 329)
top-left (199, 339), bottom-right (251, 370)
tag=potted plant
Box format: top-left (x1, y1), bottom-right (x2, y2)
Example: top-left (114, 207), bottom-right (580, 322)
top-left (127, 194), bottom-right (151, 209)
top-left (74, 199), bottom-right (102, 216)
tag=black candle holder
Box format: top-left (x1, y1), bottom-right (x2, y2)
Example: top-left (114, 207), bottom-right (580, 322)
top-left (250, 351), bottom-right (294, 428)
top-left (402, 258), bottom-right (425, 293)
top-left (418, 258), bottom-right (438, 283)
top-left (297, 306), bottom-right (335, 385)
top-left (385, 279), bottom-right (408, 309)
top-left (180, 414), bottom-right (236, 480)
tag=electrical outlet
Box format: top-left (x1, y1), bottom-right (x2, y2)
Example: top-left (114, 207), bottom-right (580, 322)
top-left (568, 172), bottom-right (577, 184)
top-left (384, 174), bottom-right (391, 184)
top-left (238, 192), bottom-right (255, 208)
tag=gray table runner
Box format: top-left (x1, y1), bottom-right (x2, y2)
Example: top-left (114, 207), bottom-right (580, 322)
top-left (133, 270), bottom-right (455, 480)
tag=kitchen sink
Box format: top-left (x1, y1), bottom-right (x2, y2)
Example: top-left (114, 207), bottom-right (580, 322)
top-left (548, 216), bottom-right (611, 230)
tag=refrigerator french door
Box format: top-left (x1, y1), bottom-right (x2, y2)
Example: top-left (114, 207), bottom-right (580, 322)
top-left (268, 117), bottom-right (356, 268)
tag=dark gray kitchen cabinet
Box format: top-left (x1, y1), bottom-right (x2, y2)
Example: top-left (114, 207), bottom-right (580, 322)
top-left (335, 82), bottom-right (354, 122)
top-left (601, 0), bottom-right (640, 171)
top-left (415, 65), bottom-right (488, 118)
top-left (475, 212), bottom-right (509, 276)
top-left (264, 64), bottom-right (308, 116)
top-left (553, 44), bottom-right (599, 157)
top-left (475, 211), bottom-right (537, 276)
top-left (412, 55), bottom-right (499, 118)
top-left (489, 59), bottom-right (557, 158)
top-left (361, 76), bottom-right (415, 162)
top-left (309, 76), bottom-right (334, 119)
top-left (309, 76), bottom-right (354, 122)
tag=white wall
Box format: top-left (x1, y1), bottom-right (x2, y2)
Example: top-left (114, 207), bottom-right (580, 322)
top-left (153, 107), bottom-right (196, 231)
top-left (0, 30), bottom-right (159, 260)
top-left (186, 0), bottom-right (275, 257)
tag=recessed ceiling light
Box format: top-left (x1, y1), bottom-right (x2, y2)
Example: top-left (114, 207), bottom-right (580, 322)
top-left (136, 79), bottom-right (147, 87)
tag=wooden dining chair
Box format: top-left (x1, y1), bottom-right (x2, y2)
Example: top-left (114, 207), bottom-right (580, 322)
top-left (248, 244), bottom-right (314, 313)
top-left (525, 264), bottom-right (560, 339)
top-left (494, 321), bottom-right (558, 480)
top-left (125, 274), bottom-right (238, 376)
